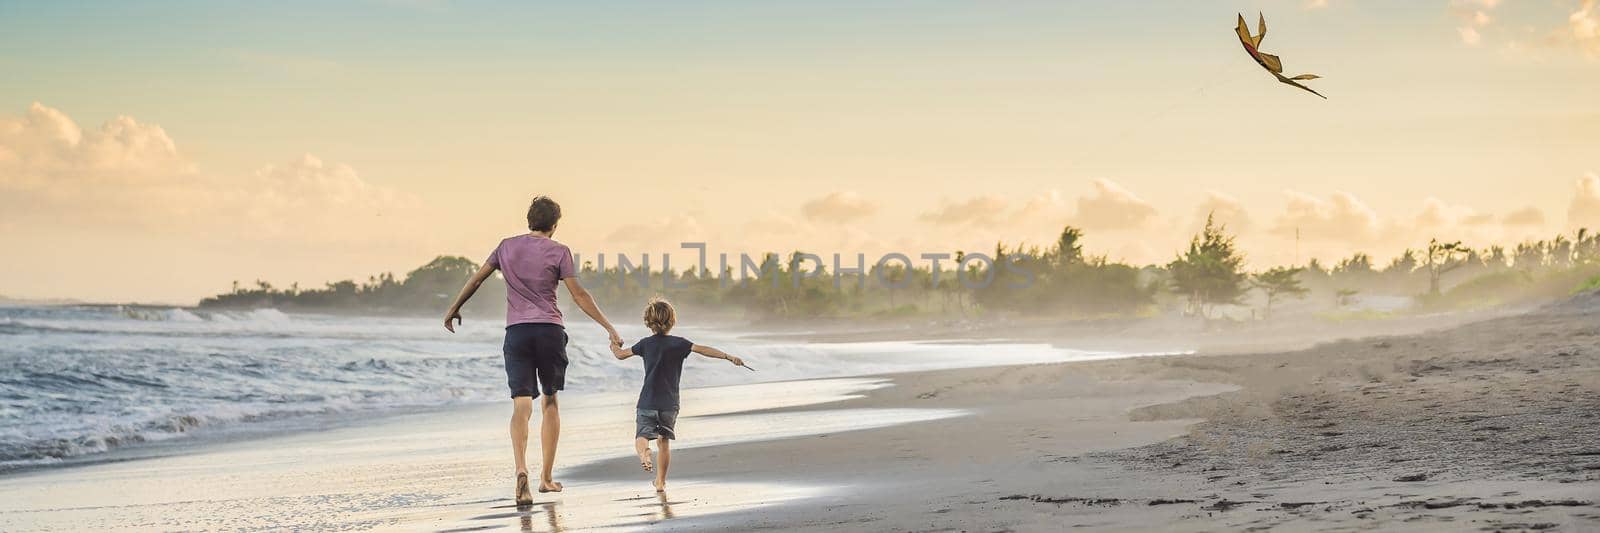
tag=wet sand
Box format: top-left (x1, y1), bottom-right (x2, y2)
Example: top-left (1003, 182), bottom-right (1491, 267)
top-left (0, 379), bottom-right (965, 531)
top-left (0, 350), bottom-right (1230, 532)
top-left (572, 294), bottom-right (1600, 531)
top-left (4, 297), bottom-right (1596, 531)
top-left (567, 362), bottom-right (1237, 531)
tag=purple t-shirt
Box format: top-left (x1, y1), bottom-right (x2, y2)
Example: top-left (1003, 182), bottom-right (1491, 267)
top-left (487, 235), bottom-right (576, 327)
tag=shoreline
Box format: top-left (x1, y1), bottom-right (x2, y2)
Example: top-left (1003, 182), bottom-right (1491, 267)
top-left (741, 303), bottom-right (1531, 357)
top-left (4, 297), bottom-right (1595, 530)
top-left (0, 335), bottom-right (1206, 531)
top-left (0, 379), bottom-right (967, 531)
top-left (568, 294), bottom-right (1600, 531)
top-left (0, 326), bottom-right (1148, 477)
top-left (563, 360), bottom-right (1239, 531)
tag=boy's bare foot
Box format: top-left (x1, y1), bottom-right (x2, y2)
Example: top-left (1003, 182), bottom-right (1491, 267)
top-left (538, 479), bottom-right (564, 493)
top-left (653, 479), bottom-right (665, 493)
top-left (515, 472), bottom-right (534, 505)
top-left (637, 449), bottom-right (654, 472)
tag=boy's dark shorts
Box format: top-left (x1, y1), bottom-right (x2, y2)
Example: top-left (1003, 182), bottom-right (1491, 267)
top-left (503, 323), bottom-right (568, 398)
top-left (636, 408), bottom-right (679, 440)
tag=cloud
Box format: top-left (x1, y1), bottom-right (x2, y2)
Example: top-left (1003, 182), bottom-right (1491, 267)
top-left (604, 214), bottom-right (710, 250)
top-left (1272, 190), bottom-right (1383, 242)
top-left (913, 181), bottom-right (1154, 236)
top-left (1415, 197), bottom-right (1484, 230)
top-left (1570, 172), bottom-right (1600, 230)
top-left (1, 103), bottom-right (208, 229)
top-left (1193, 191), bottom-right (1254, 233)
top-left (920, 195), bottom-right (1009, 226)
top-left (1071, 178), bottom-right (1158, 231)
top-left (800, 191), bottom-right (877, 223)
top-left (1573, 0), bottom-right (1600, 57)
top-left (1450, 0), bottom-right (1600, 57)
top-left (1011, 190), bottom-right (1071, 226)
top-left (1448, 0), bottom-right (1500, 46)
top-left (731, 209), bottom-right (889, 256)
top-left (747, 211), bottom-right (805, 236)
top-left (0, 103), bottom-right (414, 243)
top-left (1502, 206), bottom-right (1546, 226)
top-left (0, 102), bottom-right (192, 190)
top-left (234, 155), bottom-right (419, 241)
top-left (1408, 197), bottom-right (1540, 244)
top-left (253, 155), bottom-right (406, 210)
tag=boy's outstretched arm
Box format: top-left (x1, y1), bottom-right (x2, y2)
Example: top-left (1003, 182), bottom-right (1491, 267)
top-left (691, 344), bottom-right (746, 368)
top-left (563, 277), bottom-right (623, 347)
top-left (443, 262), bottom-right (497, 333)
top-left (610, 344), bottom-right (634, 360)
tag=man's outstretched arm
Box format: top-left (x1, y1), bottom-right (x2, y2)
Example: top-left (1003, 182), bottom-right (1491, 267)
top-left (443, 262), bottom-right (497, 333)
top-left (564, 277), bottom-right (623, 347)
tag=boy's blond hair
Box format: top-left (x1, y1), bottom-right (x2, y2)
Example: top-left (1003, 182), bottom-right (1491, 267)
top-left (643, 297), bottom-right (676, 335)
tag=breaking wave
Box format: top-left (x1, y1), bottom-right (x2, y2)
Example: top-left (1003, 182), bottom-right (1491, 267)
top-left (0, 305), bottom-right (1126, 470)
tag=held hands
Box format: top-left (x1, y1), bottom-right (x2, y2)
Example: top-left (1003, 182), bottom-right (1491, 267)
top-left (608, 329), bottom-right (624, 348)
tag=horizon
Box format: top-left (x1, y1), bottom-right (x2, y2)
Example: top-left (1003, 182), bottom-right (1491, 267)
top-left (5, 0), bottom-right (1600, 303)
top-left (8, 4), bottom-right (1600, 531)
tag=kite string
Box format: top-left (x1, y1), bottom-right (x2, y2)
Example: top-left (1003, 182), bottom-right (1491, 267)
top-left (1073, 56), bottom-right (1249, 161)
top-left (1118, 57), bottom-right (1248, 140)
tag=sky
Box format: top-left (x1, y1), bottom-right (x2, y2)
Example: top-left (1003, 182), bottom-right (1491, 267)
top-left (2, 0), bottom-right (1599, 303)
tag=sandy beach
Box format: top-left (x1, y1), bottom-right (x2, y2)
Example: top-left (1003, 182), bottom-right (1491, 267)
top-left (3, 295), bottom-right (1597, 531)
top-left (571, 295), bottom-right (1599, 531)
top-left (10, 2), bottom-right (1600, 530)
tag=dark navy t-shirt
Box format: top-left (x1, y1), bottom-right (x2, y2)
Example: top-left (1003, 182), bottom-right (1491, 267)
top-left (629, 334), bottom-right (693, 410)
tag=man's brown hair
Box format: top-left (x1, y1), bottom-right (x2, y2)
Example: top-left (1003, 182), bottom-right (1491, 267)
top-left (643, 297), bottom-right (676, 335)
top-left (526, 196), bottom-right (562, 232)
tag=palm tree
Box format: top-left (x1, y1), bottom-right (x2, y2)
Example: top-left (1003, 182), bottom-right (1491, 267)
top-left (1424, 239), bottom-right (1470, 296)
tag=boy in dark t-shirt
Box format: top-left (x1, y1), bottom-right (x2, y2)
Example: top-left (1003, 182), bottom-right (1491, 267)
top-left (609, 297), bottom-right (749, 492)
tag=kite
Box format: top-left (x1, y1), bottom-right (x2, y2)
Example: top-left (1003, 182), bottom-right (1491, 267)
top-left (1235, 13), bottom-right (1326, 99)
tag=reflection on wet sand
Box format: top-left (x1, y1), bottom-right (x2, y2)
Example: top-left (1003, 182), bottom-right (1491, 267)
top-left (651, 492), bottom-right (675, 521)
top-left (485, 491), bottom-right (670, 531)
top-left (2, 378), bottom-right (932, 531)
top-left (538, 501), bottom-right (563, 532)
top-left (461, 500), bottom-right (561, 533)
top-left (430, 481), bottom-right (822, 532)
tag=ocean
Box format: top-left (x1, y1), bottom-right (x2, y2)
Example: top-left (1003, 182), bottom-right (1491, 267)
top-left (0, 305), bottom-right (1132, 471)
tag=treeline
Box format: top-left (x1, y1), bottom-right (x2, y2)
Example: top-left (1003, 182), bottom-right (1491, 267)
top-left (567, 226), bottom-right (1158, 320)
top-left (199, 256), bottom-right (507, 317)
top-left (1156, 220), bottom-right (1600, 318)
top-left (1300, 230), bottom-right (1600, 299)
top-left (200, 224), bottom-right (1600, 321)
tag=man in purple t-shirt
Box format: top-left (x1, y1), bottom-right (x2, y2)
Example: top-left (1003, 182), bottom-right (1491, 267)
top-left (442, 196), bottom-right (622, 504)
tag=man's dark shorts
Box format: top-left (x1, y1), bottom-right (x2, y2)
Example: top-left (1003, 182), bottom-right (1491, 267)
top-left (503, 323), bottom-right (567, 398)
top-left (636, 408), bottom-right (678, 440)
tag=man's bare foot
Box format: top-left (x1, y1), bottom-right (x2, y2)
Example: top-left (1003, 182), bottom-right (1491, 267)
top-left (637, 449), bottom-right (654, 472)
top-left (515, 472), bottom-right (534, 505)
top-left (538, 479), bottom-right (564, 493)
top-left (653, 479), bottom-right (665, 493)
